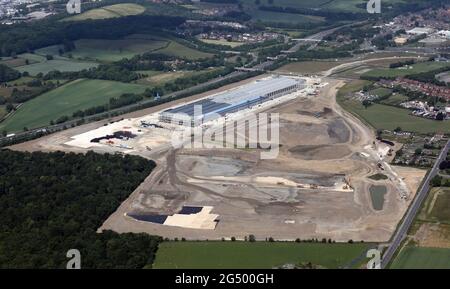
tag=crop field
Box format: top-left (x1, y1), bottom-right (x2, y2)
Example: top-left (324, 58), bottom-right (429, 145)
top-left (16, 59), bottom-right (98, 76)
top-left (0, 105), bottom-right (6, 120)
top-left (153, 241), bottom-right (371, 269)
top-left (68, 36), bottom-right (169, 62)
top-left (64, 3), bottom-right (146, 21)
top-left (362, 62), bottom-right (450, 78)
top-left (391, 247), bottom-right (450, 269)
top-left (0, 79), bottom-right (148, 133)
top-left (0, 57), bottom-right (29, 68)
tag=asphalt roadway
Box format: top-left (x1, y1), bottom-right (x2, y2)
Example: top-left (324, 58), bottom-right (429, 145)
top-left (381, 139), bottom-right (450, 268)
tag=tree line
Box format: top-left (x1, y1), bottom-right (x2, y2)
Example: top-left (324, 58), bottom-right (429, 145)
top-left (0, 15), bottom-right (185, 57)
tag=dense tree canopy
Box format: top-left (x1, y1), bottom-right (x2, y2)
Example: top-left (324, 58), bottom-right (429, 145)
top-left (0, 15), bottom-right (185, 56)
top-left (0, 64), bottom-right (21, 82)
top-left (0, 150), bottom-right (160, 268)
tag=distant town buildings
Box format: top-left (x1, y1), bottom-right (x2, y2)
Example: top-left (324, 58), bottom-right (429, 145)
top-left (0, 0), bottom-right (55, 24)
top-left (406, 27), bottom-right (434, 35)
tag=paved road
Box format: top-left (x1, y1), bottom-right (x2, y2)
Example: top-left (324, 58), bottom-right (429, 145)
top-left (381, 139), bottom-right (450, 268)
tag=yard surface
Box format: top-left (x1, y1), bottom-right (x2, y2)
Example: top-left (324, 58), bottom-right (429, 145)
top-left (391, 247), bottom-right (450, 269)
top-left (0, 79), bottom-right (148, 133)
top-left (153, 241), bottom-right (371, 269)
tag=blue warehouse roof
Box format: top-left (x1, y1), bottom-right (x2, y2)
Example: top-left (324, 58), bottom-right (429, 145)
top-left (162, 76), bottom-right (304, 119)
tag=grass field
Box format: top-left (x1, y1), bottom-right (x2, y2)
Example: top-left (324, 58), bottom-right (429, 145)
top-left (135, 69), bottom-right (219, 86)
top-left (367, 87), bottom-right (392, 98)
top-left (0, 79), bottom-right (148, 133)
top-left (0, 57), bottom-right (29, 68)
top-left (64, 3), bottom-right (145, 21)
top-left (135, 71), bottom-right (188, 85)
top-left (153, 242), bottom-right (371, 269)
top-left (337, 80), bottom-right (450, 134)
top-left (16, 59), bottom-right (98, 76)
top-left (248, 9), bottom-right (325, 24)
top-left (380, 93), bottom-right (408, 106)
top-left (200, 39), bottom-right (244, 48)
top-left (240, 0), bottom-right (407, 13)
top-left (5, 76), bottom-right (34, 86)
top-left (362, 61), bottom-right (450, 78)
top-left (417, 187), bottom-right (450, 224)
top-left (67, 36), bottom-right (169, 62)
top-left (154, 40), bottom-right (213, 60)
top-left (338, 100), bottom-right (450, 134)
top-left (277, 60), bottom-right (346, 74)
top-left (391, 247), bottom-right (450, 269)
top-left (17, 53), bottom-right (47, 63)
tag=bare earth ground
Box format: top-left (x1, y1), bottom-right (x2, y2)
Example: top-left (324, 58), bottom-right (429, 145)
top-left (10, 76), bottom-right (426, 242)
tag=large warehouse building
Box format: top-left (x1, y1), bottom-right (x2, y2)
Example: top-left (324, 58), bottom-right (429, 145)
top-left (159, 76), bottom-right (305, 126)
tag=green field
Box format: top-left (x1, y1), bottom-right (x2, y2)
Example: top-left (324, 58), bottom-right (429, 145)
top-left (380, 93), bottom-right (408, 106)
top-left (337, 80), bottom-right (450, 134)
top-left (367, 87), bottom-right (392, 98)
top-left (0, 105), bottom-right (6, 120)
top-left (154, 40), bottom-right (213, 60)
top-left (200, 39), bottom-right (244, 48)
top-left (249, 9), bottom-right (325, 24)
top-left (68, 36), bottom-right (169, 62)
top-left (240, 0), bottom-right (407, 13)
top-left (153, 242), bottom-right (371, 269)
top-left (135, 68), bottom-right (220, 86)
top-left (417, 187), bottom-right (450, 224)
top-left (278, 60), bottom-right (345, 74)
top-left (64, 3), bottom-right (145, 21)
top-left (16, 59), bottom-right (98, 76)
top-left (391, 247), bottom-right (450, 269)
top-left (17, 53), bottom-right (47, 63)
top-left (338, 99), bottom-right (450, 134)
top-left (0, 79), bottom-right (148, 133)
top-left (362, 61), bottom-right (450, 78)
top-left (0, 57), bottom-right (29, 68)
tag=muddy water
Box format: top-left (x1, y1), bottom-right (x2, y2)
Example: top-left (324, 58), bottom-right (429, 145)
top-left (369, 185), bottom-right (387, 211)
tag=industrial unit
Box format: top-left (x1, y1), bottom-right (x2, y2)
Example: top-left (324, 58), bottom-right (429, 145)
top-left (159, 76), bottom-right (305, 126)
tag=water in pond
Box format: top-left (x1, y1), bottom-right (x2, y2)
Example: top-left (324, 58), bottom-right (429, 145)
top-left (128, 214), bottom-right (168, 224)
top-left (369, 185), bottom-right (387, 211)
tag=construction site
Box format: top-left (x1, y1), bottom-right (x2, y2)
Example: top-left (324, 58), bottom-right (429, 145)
top-left (10, 74), bottom-right (426, 242)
